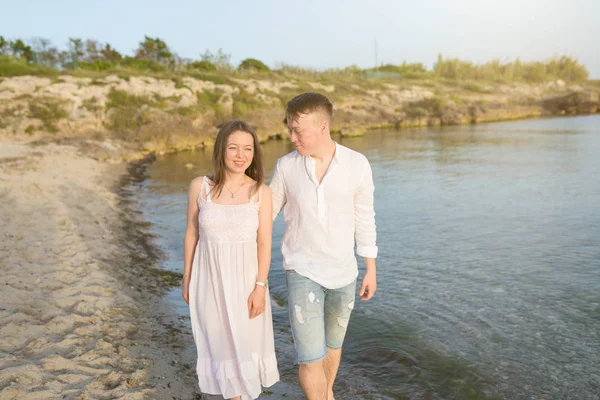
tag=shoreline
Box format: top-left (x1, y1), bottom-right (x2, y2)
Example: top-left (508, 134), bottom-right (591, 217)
top-left (0, 141), bottom-right (198, 399)
top-left (154, 112), bottom-right (600, 158)
top-left (5, 111), bottom-right (596, 165)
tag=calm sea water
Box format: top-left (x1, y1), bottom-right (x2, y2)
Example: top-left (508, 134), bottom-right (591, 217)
top-left (138, 115), bottom-right (600, 399)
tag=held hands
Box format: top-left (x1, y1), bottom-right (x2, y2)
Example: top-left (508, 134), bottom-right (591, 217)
top-left (359, 269), bottom-right (377, 300)
top-left (248, 285), bottom-right (266, 319)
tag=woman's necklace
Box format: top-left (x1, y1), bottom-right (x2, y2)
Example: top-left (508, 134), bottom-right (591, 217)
top-left (224, 180), bottom-right (246, 198)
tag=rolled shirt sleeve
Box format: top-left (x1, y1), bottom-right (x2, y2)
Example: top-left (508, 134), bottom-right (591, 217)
top-left (354, 158), bottom-right (378, 258)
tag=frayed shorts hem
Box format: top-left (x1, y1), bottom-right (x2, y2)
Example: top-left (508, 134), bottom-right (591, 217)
top-left (296, 351), bottom-right (328, 365)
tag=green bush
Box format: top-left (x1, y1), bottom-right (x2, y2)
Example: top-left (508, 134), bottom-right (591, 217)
top-left (106, 89), bottom-right (149, 109)
top-left (374, 62), bottom-right (428, 75)
top-left (193, 89), bottom-right (227, 123)
top-left (239, 58), bottom-right (270, 72)
top-left (374, 64), bottom-right (403, 74)
top-left (433, 54), bottom-right (589, 82)
top-left (82, 96), bottom-right (102, 112)
top-left (186, 71), bottom-right (231, 85)
top-left (77, 60), bottom-right (115, 71)
top-left (187, 61), bottom-right (216, 71)
top-left (172, 106), bottom-right (197, 116)
top-left (105, 88), bottom-right (152, 131)
top-left (0, 103), bottom-right (24, 128)
top-left (196, 89), bottom-right (220, 108)
top-left (459, 82), bottom-right (493, 93)
top-left (405, 97), bottom-right (448, 118)
top-left (545, 56), bottom-right (589, 82)
top-left (0, 55), bottom-right (57, 77)
top-left (232, 89), bottom-right (267, 118)
top-left (28, 97), bottom-right (68, 132)
top-left (433, 56), bottom-right (475, 80)
top-left (523, 62), bottom-right (548, 83)
top-left (171, 76), bottom-right (193, 93)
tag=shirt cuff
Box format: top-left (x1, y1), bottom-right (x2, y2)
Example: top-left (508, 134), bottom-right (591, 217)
top-left (357, 245), bottom-right (378, 258)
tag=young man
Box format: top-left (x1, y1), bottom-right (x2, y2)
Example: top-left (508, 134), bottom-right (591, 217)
top-left (270, 92), bottom-right (378, 400)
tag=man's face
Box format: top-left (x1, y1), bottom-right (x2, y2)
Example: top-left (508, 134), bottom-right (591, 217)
top-left (287, 112), bottom-right (326, 156)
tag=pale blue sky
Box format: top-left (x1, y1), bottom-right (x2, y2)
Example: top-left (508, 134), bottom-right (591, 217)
top-left (1, 0), bottom-right (599, 77)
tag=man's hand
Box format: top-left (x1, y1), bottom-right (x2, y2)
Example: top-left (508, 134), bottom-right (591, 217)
top-left (248, 287), bottom-right (267, 319)
top-left (359, 269), bottom-right (377, 300)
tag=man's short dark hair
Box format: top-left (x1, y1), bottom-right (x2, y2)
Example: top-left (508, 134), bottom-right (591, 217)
top-left (285, 92), bottom-right (333, 124)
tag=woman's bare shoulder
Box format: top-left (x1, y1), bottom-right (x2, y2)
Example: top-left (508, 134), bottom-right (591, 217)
top-left (189, 176), bottom-right (206, 193)
top-left (259, 183), bottom-right (272, 195)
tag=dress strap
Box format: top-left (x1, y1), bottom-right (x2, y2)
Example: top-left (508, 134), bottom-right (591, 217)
top-left (203, 176), bottom-right (212, 202)
top-left (250, 184), bottom-right (262, 204)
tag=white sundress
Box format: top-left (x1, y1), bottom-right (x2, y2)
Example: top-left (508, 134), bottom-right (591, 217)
top-left (189, 177), bottom-right (279, 399)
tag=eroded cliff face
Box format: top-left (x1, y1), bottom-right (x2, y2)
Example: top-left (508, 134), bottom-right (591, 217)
top-left (1, 74), bottom-right (598, 155)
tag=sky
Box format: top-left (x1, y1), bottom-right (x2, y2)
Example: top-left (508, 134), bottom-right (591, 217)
top-left (1, 0), bottom-right (599, 77)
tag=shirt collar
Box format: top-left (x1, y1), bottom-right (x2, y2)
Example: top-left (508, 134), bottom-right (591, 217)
top-left (331, 142), bottom-right (341, 165)
top-left (306, 142), bottom-right (341, 165)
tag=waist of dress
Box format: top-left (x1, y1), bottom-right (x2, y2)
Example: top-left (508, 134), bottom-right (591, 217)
top-left (198, 238), bottom-right (257, 244)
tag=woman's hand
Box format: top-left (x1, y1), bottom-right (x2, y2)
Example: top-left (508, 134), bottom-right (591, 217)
top-left (182, 279), bottom-right (190, 304)
top-left (247, 286), bottom-right (266, 319)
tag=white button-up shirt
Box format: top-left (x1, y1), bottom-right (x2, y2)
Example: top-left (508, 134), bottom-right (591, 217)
top-left (270, 143), bottom-right (378, 289)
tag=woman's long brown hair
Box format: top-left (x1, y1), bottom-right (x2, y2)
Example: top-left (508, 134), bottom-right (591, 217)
top-left (209, 119), bottom-right (264, 199)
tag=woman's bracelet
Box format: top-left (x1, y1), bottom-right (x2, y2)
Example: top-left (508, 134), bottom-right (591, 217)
top-left (255, 280), bottom-right (268, 288)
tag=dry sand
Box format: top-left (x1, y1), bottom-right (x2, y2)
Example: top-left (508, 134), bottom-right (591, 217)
top-left (0, 141), bottom-right (201, 399)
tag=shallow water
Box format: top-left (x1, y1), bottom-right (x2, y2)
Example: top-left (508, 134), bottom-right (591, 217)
top-left (140, 115), bottom-right (600, 399)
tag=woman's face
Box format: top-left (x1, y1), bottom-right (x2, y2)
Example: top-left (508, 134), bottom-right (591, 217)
top-left (224, 130), bottom-right (255, 174)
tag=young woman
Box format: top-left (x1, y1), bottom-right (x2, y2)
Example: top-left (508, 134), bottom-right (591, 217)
top-left (182, 120), bottom-right (279, 399)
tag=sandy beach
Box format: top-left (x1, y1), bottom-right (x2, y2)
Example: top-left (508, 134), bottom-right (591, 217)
top-left (0, 139), bottom-right (306, 400)
top-left (0, 140), bottom-right (203, 399)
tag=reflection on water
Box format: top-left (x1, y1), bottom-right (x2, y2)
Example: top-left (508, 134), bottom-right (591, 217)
top-left (141, 115), bottom-right (600, 399)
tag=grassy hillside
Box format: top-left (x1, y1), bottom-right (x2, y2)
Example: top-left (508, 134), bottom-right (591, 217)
top-left (1, 40), bottom-right (599, 157)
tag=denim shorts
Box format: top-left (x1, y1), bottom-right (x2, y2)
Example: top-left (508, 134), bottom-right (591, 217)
top-left (285, 270), bottom-right (357, 364)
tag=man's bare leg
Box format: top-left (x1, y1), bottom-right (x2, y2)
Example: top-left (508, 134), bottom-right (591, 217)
top-left (299, 360), bottom-right (328, 400)
top-left (323, 348), bottom-right (342, 400)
